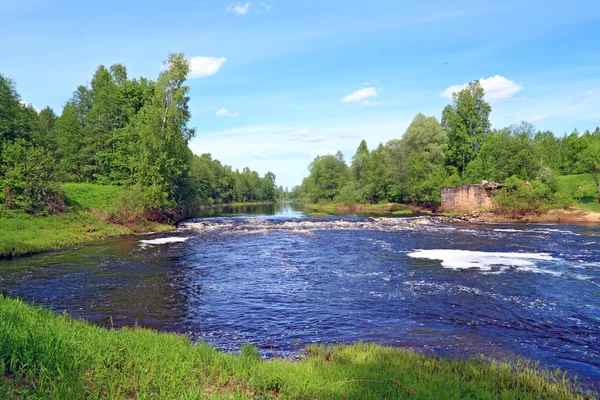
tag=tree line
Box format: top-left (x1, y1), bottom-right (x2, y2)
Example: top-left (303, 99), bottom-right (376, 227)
top-left (0, 53), bottom-right (278, 217)
top-left (301, 82), bottom-right (600, 208)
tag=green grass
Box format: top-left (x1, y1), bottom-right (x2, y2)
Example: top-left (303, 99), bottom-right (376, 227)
top-left (304, 202), bottom-right (417, 215)
top-left (0, 295), bottom-right (594, 399)
top-left (0, 184), bottom-right (173, 258)
top-left (62, 183), bottom-right (124, 210)
top-left (557, 174), bottom-right (600, 212)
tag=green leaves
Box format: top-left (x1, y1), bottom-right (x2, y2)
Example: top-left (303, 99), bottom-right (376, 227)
top-left (442, 81), bottom-right (492, 175)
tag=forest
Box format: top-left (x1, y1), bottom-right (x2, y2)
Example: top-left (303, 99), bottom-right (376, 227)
top-left (0, 53), bottom-right (278, 220)
top-left (3, 56), bottom-right (600, 218)
top-left (300, 82), bottom-right (600, 211)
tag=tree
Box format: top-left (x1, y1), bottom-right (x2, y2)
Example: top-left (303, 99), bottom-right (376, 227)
top-left (0, 73), bottom-right (36, 148)
top-left (560, 130), bottom-right (587, 175)
top-left (442, 81), bottom-right (491, 174)
top-left (581, 140), bottom-right (600, 203)
top-left (464, 122), bottom-right (537, 183)
top-left (301, 152), bottom-right (349, 201)
top-left (1, 139), bottom-right (65, 214)
top-left (131, 52), bottom-right (196, 208)
top-left (403, 113), bottom-right (448, 164)
top-left (351, 140), bottom-right (369, 185)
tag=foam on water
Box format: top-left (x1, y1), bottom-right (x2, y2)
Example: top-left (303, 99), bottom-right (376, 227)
top-left (181, 217), bottom-right (460, 236)
top-left (493, 227), bottom-right (579, 235)
top-left (139, 237), bottom-right (190, 247)
top-left (407, 249), bottom-right (557, 273)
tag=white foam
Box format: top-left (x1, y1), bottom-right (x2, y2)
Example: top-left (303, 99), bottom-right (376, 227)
top-left (139, 237), bottom-right (190, 247)
top-left (407, 249), bottom-right (557, 272)
top-left (493, 228), bottom-right (579, 235)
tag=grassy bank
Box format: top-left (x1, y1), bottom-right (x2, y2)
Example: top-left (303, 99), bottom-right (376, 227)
top-left (556, 174), bottom-right (600, 213)
top-left (0, 294), bottom-right (593, 399)
top-left (303, 202), bottom-right (417, 216)
top-left (0, 184), bottom-right (173, 258)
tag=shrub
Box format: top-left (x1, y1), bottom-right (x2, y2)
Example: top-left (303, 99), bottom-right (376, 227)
top-left (494, 176), bottom-right (555, 214)
top-left (0, 140), bottom-right (66, 215)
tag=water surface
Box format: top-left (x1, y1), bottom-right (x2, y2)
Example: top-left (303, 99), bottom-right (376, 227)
top-left (1, 202), bottom-right (599, 387)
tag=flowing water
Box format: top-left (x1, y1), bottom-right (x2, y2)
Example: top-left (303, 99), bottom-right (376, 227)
top-left (1, 201), bottom-right (599, 387)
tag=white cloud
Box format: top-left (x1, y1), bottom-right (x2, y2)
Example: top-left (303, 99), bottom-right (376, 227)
top-left (227, 2), bottom-right (250, 15)
top-left (259, 2), bottom-right (272, 11)
top-left (290, 129), bottom-right (326, 142)
top-left (441, 75), bottom-right (522, 103)
top-left (250, 151), bottom-right (269, 158)
top-left (526, 114), bottom-right (548, 122)
top-left (188, 56), bottom-right (227, 78)
top-left (341, 87), bottom-right (379, 105)
top-left (215, 108), bottom-right (240, 117)
top-left (19, 100), bottom-right (35, 110)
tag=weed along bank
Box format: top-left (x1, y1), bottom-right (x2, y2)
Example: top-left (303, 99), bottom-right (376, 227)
top-left (441, 181), bottom-right (503, 212)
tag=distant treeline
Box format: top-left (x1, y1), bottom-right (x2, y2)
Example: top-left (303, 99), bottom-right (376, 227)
top-left (0, 53), bottom-right (278, 217)
top-left (300, 82), bottom-right (600, 209)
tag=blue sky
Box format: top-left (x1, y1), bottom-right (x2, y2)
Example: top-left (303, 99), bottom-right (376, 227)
top-left (2, 0), bottom-right (600, 188)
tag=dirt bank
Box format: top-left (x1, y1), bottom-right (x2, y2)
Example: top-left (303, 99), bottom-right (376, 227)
top-left (445, 208), bottom-right (600, 225)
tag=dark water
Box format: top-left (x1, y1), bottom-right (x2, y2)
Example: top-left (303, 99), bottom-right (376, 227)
top-left (1, 201), bottom-right (599, 388)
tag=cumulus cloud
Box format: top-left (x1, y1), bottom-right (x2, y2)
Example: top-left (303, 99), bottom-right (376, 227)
top-left (441, 75), bottom-right (522, 103)
top-left (216, 108), bottom-right (240, 117)
top-left (290, 129), bottom-right (326, 142)
top-left (341, 87), bottom-right (379, 105)
top-left (526, 114), bottom-right (548, 122)
top-left (226, 2), bottom-right (250, 15)
top-left (188, 56), bottom-right (227, 78)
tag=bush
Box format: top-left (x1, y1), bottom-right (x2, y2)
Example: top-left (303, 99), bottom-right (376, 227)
top-left (0, 140), bottom-right (66, 215)
top-left (494, 176), bottom-right (555, 214)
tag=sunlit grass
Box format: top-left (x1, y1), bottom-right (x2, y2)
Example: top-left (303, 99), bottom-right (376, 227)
top-left (557, 174), bottom-right (600, 213)
top-left (0, 294), bottom-right (594, 399)
top-left (0, 184), bottom-right (173, 258)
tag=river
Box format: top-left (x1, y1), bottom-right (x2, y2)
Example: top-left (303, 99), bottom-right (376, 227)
top-left (1, 201), bottom-right (599, 387)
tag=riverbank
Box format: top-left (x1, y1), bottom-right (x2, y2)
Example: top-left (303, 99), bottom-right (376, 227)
top-left (303, 201), bottom-right (600, 225)
top-left (303, 202), bottom-right (418, 216)
top-left (0, 294), bottom-right (592, 399)
top-left (441, 208), bottom-right (600, 225)
top-left (0, 184), bottom-right (173, 259)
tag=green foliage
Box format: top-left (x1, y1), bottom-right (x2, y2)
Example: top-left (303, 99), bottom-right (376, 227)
top-left (0, 295), bottom-right (592, 399)
top-left (187, 153), bottom-right (277, 204)
top-left (0, 139), bottom-right (65, 215)
top-left (580, 140), bottom-right (600, 202)
top-left (494, 176), bottom-right (556, 214)
top-left (403, 113), bottom-right (448, 164)
top-left (301, 152), bottom-right (349, 202)
top-left (463, 122), bottom-right (538, 183)
top-left (442, 81), bottom-right (491, 174)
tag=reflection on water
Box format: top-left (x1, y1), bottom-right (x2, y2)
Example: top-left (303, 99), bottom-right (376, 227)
top-left (193, 201), bottom-right (306, 219)
top-left (0, 205), bottom-right (599, 388)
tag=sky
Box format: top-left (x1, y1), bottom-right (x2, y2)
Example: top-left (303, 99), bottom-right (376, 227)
top-left (1, 0), bottom-right (600, 189)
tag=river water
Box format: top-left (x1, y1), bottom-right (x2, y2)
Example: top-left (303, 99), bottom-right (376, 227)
top-left (1, 201), bottom-right (599, 386)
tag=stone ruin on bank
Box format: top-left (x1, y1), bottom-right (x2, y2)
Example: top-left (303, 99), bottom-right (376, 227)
top-left (440, 181), bottom-right (503, 212)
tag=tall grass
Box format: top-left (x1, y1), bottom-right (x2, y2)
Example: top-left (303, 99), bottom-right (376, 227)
top-left (0, 294), bottom-right (594, 399)
top-left (0, 184), bottom-right (173, 258)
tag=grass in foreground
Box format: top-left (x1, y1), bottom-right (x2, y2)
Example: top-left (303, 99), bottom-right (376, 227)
top-left (0, 184), bottom-right (172, 258)
top-left (0, 295), bottom-right (594, 399)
